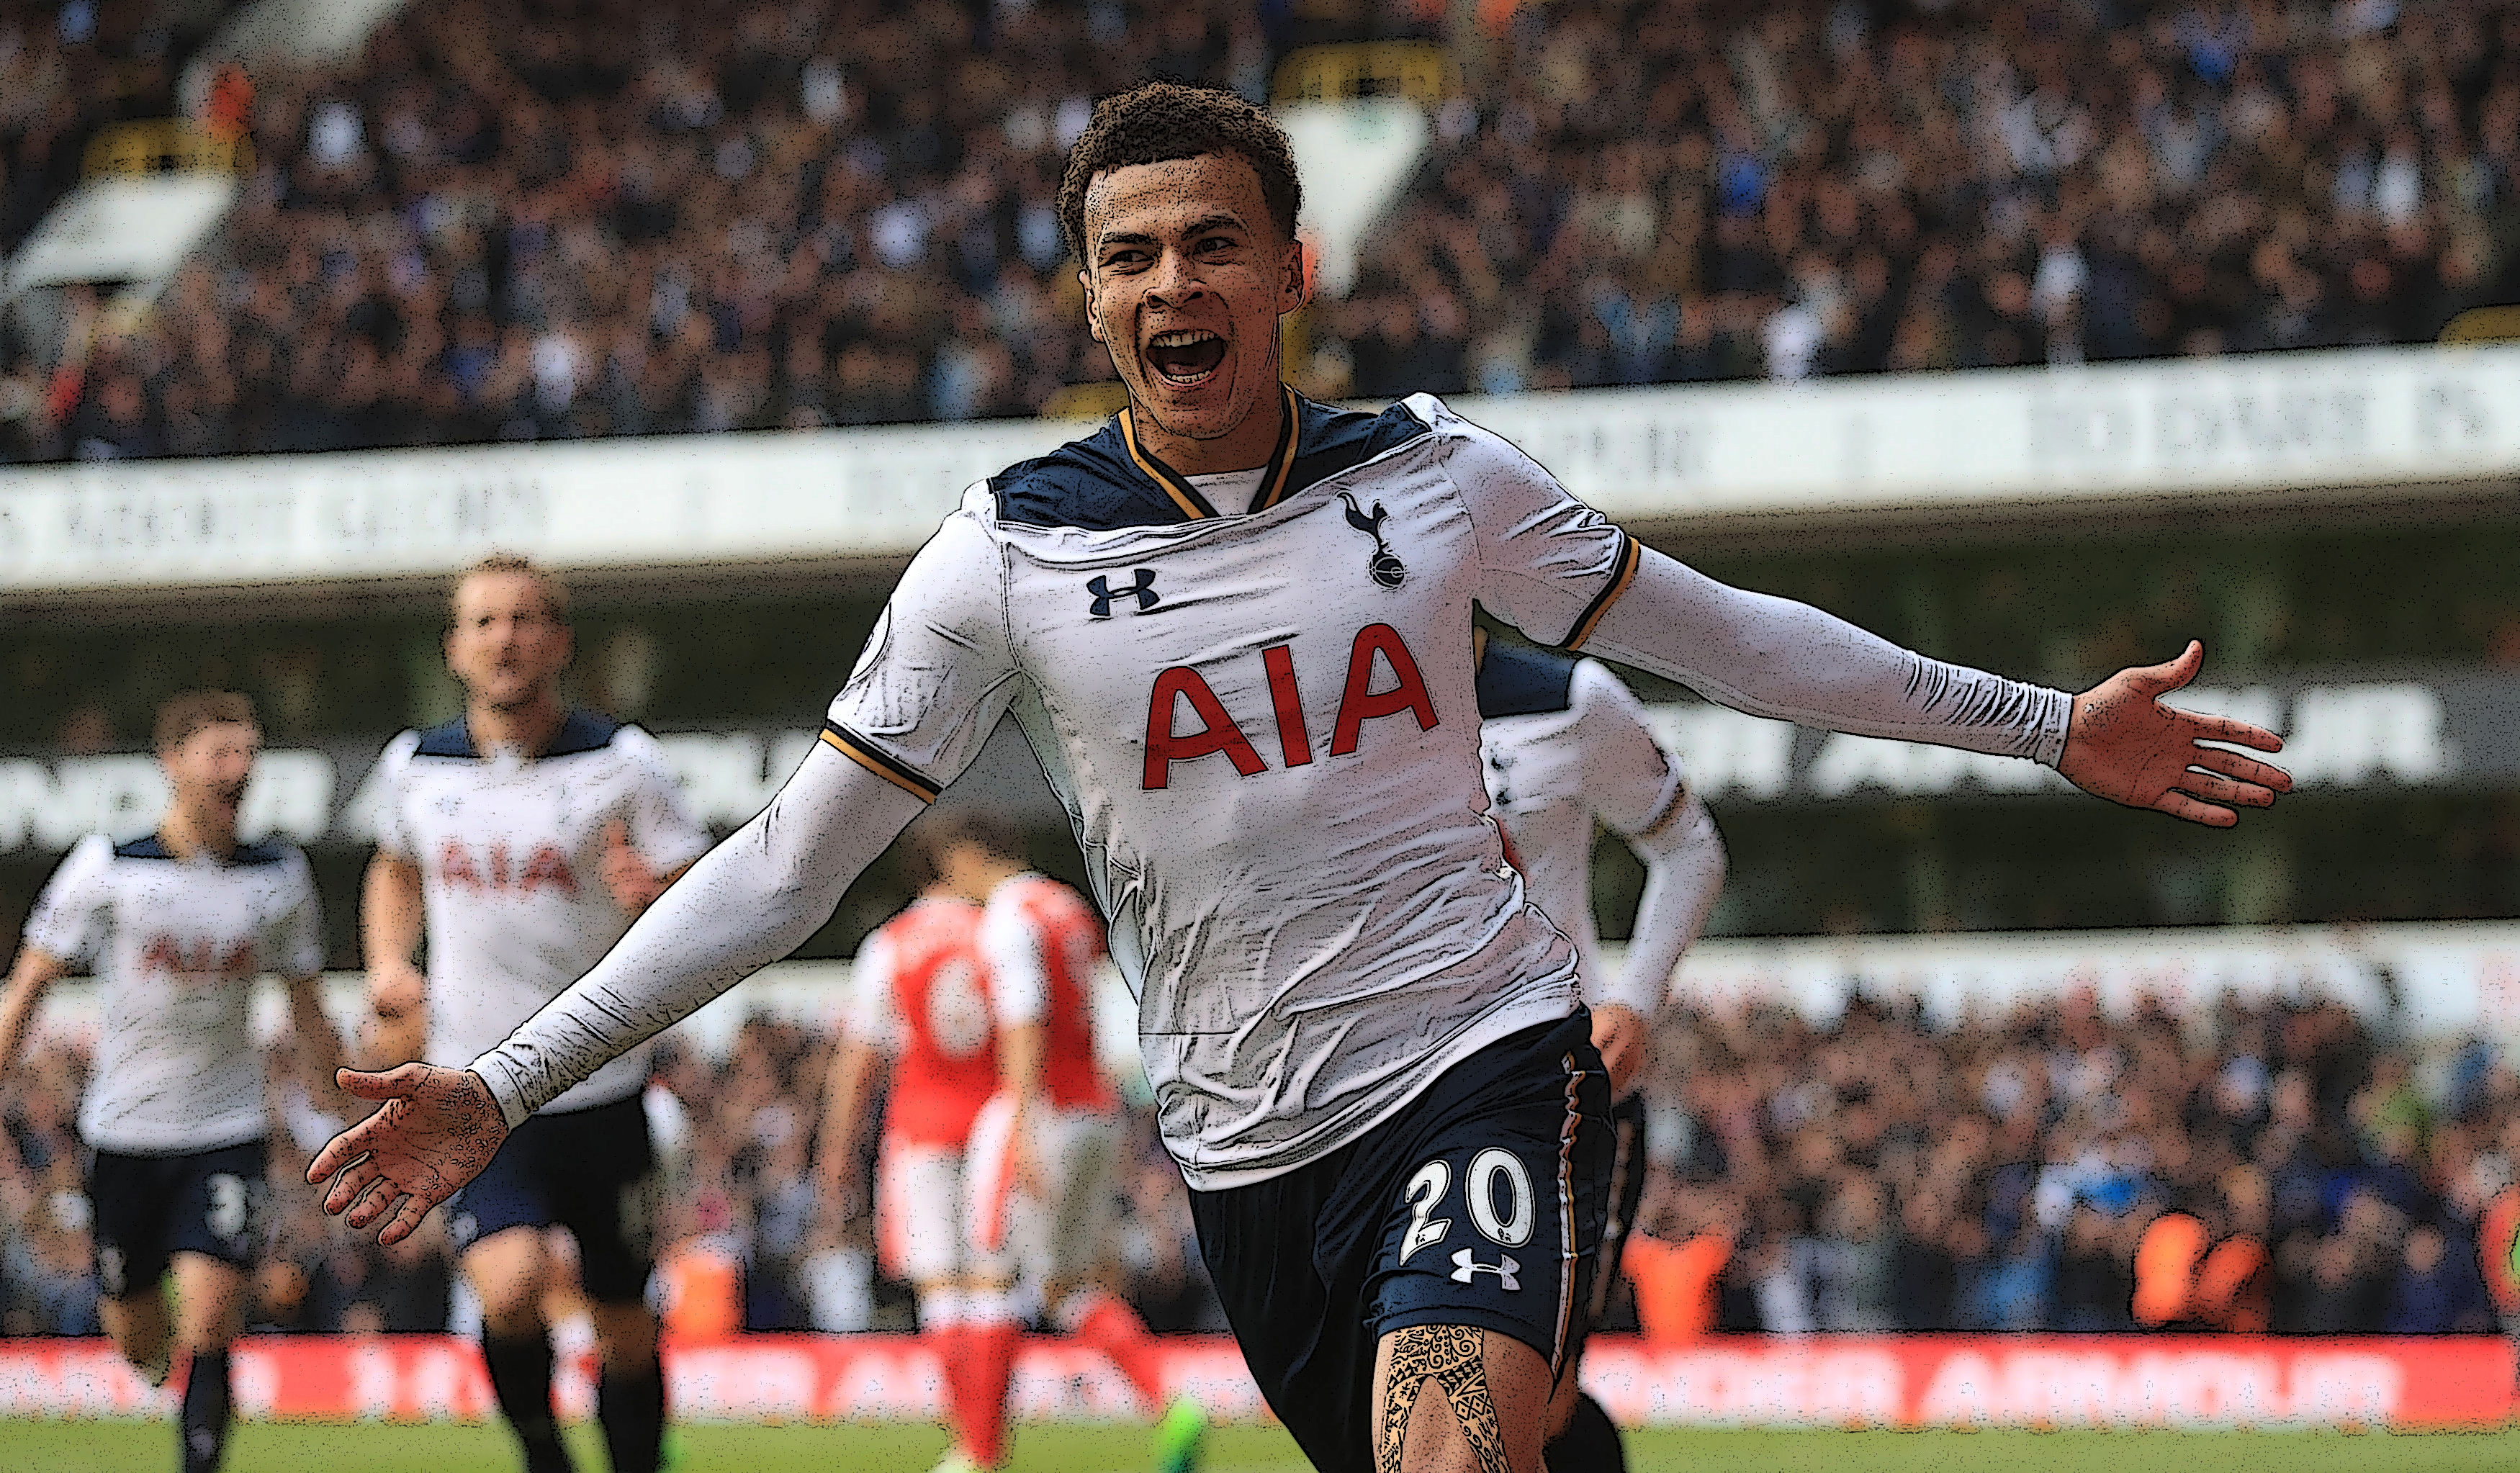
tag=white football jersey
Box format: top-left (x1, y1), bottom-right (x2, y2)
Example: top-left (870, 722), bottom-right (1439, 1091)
top-left (1477, 648), bottom-right (1688, 1009)
top-left (25, 832), bottom-right (323, 1153)
top-left (823, 391), bottom-right (1639, 1189)
top-left (372, 711), bottom-right (712, 1114)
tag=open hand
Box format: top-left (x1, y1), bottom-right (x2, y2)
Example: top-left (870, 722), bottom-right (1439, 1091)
top-left (307, 1063), bottom-right (508, 1245)
top-left (2059, 641), bottom-right (2292, 826)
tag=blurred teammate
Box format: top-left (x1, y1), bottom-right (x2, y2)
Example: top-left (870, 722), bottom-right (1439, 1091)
top-left (364, 555), bottom-right (711, 1473)
top-left (1476, 634), bottom-right (1725, 1470)
top-left (816, 829), bottom-right (1027, 1473)
top-left (311, 84), bottom-right (2290, 1473)
top-left (0, 691), bottom-right (340, 1473)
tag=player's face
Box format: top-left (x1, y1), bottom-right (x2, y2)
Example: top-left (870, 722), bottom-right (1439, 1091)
top-left (1080, 153), bottom-right (1305, 457)
top-left (446, 572), bottom-right (571, 711)
top-left (163, 721), bottom-right (260, 837)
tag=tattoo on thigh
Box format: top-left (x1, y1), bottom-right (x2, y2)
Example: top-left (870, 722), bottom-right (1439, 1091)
top-left (1378, 1324), bottom-right (1511, 1473)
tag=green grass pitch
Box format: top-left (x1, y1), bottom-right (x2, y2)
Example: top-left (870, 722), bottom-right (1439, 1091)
top-left (6, 1420), bottom-right (2519, 1472)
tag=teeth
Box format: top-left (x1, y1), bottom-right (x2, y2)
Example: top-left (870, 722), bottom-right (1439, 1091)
top-left (1150, 329), bottom-right (1220, 348)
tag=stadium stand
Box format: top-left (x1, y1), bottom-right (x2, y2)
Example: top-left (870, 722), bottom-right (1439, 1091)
top-left (8, 0), bottom-right (2519, 460)
top-left (4, 989), bottom-right (2514, 1340)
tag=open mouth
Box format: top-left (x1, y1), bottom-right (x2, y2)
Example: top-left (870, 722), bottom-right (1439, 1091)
top-left (1145, 328), bottom-right (1228, 386)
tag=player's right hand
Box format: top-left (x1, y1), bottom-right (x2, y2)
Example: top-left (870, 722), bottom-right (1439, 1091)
top-left (307, 1063), bottom-right (508, 1246)
top-left (1590, 1003), bottom-right (1648, 1096)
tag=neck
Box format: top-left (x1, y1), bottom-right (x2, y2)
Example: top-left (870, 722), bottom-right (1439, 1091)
top-left (1130, 375), bottom-right (1288, 475)
top-left (158, 803), bottom-right (236, 862)
top-left (467, 690), bottom-right (567, 754)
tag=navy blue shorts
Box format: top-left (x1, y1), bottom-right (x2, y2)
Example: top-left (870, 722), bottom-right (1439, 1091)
top-left (85, 1138), bottom-right (269, 1299)
top-left (446, 1094), bottom-right (657, 1304)
top-left (1188, 1011), bottom-right (1613, 1473)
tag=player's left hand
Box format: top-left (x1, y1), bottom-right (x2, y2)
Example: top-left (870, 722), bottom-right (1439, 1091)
top-left (307, 1063), bottom-right (508, 1245)
top-left (2060, 641), bottom-right (2291, 827)
top-left (600, 820), bottom-right (670, 913)
top-left (1590, 1003), bottom-right (1648, 1096)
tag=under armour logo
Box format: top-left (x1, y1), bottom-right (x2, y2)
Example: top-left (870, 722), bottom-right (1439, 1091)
top-left (1339, 493), bottom-right (1407, 588)
top-left (1088, 569), bottom-right (1161, 617)
top-left (1451, 1248), bottom-right (1521, 1290)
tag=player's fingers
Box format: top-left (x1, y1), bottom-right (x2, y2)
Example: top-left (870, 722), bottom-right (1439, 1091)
top-left (2154, 790), bottom-right (2238, 828)
top-left (2182, 711), bottom-right (2285, 754)
top-left (345, 1174), bottom-right (406, 1229)
top-left (318, 1157), bottom-right (372, 1214)
top-left (307, 1129), bottom-right (371, 1184)
top-left (379, 1194), bottom-right (431, 1248)
top-left (335, 1063), bottom-right (423, 1099)
top-left (2174, 768), bottom-right (2276, 809)
top-left (2189, 745), bottom-right (2292, 792)
top-left (2122, 641), bottom-right (2204, 697)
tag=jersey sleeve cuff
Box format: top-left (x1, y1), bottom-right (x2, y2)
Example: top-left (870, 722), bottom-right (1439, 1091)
top-left (2031, 685), bottom-right (2073, 768)
top-left (468, 1053), bottom-right (541, 1130)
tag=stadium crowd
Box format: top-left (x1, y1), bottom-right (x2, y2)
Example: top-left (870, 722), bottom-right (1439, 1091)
top-left (0, 1013), bottom-right (1226, 1341)
top-left (10, 0), bottom-right (2520, 460)
top-left (4, 983), bottom-right (2513, 1340)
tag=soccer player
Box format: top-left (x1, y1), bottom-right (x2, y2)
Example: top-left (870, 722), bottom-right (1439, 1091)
top-left (362, 554), bottom-right (711, 1473)
top-left (816, 826), bottom-right (1027, 1473)
top-left (0, 690), bottom-right (339, 1473)
top-left (1475, 633), bottom-right (1727, 1469)
top-left (928, 819), bottom-right (1161, 1390)
top-left (310, 84), bottom-right (2291, 1473)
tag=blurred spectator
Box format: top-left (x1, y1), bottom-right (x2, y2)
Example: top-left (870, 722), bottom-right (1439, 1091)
top-left (5, 0), bottom-right (2518, 461)
top-left (9, 986), bottom-right (2520, 1338)
top-left (1626, 993), bottom-right (2520, 1335)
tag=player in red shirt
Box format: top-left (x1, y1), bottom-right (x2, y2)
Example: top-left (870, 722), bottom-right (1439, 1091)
top-left (816, 823), bottom-right (1030, 1473)
top-left (922, 816), bottom-right (1188, 1430)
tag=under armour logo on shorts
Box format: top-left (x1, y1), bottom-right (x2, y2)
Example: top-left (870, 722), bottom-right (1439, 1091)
top-left (1088, 569), bottom-right (1161, 618)
top-left (1450, 1248), bottom-right (1520, 1290)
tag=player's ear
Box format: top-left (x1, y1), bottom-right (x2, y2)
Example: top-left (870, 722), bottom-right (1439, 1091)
top-left (1079, 265), bottom-right (1105, 344)
top-left (1279, 235), bottom-right (1308, 314)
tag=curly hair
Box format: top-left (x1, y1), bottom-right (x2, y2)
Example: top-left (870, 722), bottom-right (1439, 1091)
top-left (1056, 81), bottom-right (1302, 263)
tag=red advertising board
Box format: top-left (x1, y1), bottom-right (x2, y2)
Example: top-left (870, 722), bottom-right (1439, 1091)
top-left (0, 1334), bottom-right (2507, 1428)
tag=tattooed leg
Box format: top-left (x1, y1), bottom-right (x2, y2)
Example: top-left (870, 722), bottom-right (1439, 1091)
top-left (1372, 1325), bottom-right (1556, 1473)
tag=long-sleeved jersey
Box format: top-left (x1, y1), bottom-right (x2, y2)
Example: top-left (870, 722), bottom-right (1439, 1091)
top-left (472, 392), bottom-right (2068, 1191)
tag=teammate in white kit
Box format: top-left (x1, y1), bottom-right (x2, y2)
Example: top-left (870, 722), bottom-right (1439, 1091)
top-left (362, 556), bottom-right (711, 1473)
top-left (818, 824), bottom-right (1032, 1473)
top-left (1475, 634), bottom-right (1727, 1470)
top-left (0, 691), bottom-right (341, 1473)
top-left (312, 85), bottom-right (2293, 1473)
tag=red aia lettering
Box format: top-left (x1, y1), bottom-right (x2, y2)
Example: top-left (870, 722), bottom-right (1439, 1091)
top-left (1143, 666), bottom-right (1266, 790)
top-left (1140, 626), bottom-right (1440, 789)
top-left (438, 839), bottom-right (577, 893)
top-left (1328, 623), bottom-right (1438, 755)
top-left (140, 935), bottom-right (255, 978)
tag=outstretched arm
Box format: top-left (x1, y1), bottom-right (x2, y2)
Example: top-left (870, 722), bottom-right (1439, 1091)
top-left (310, 745), bottom-right (927, 1243)
top-left (1611, 791), bottom-right (1725, 1017)
top-left (1582, 548), bottom-right (2288, 825)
